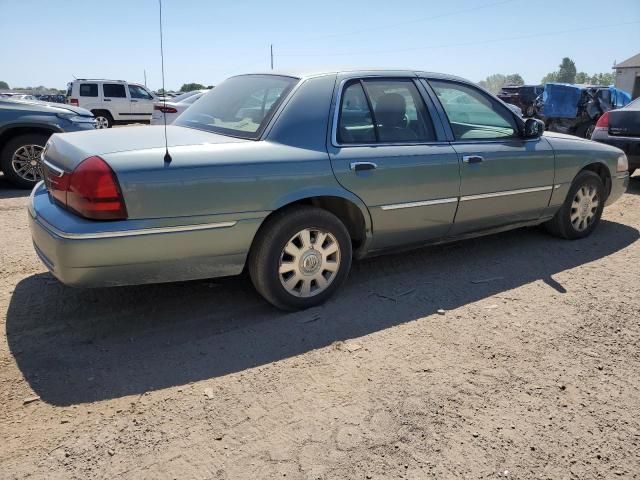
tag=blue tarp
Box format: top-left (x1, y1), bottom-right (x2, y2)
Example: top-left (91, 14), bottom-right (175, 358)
top-left (542, 83), bottom-right (582, 118)
top-left (609, 86), bottom-right (631, 108)
top-left (542, 83), bottom-right (632, 118)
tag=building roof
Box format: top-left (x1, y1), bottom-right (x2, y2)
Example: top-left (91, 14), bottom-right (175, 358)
top-left (615, 53), bottom-right (640, 69)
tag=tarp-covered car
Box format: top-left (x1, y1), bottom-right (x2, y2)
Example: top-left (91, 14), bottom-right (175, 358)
top-left (538, 83), bottom-right (631, 138)
top-left (497, 85), bottom-right (544, 117)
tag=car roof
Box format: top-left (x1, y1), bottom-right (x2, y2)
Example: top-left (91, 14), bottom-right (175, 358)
top-left (235, 68), bottom-right (470, 83)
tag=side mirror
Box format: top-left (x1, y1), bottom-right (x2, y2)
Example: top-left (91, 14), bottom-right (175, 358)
top-left (523, 118), bottom-right (544, 138)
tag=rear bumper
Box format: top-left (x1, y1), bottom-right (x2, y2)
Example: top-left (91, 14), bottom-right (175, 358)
top-left (28, 182), bottom-right (263, 287)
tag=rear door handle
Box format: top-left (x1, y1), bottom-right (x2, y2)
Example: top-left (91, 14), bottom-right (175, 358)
top-left (350, 162), bottom-right (377, 172)
top-left (103, 98), bottom-right (111, 102)
top-left (131, 99), bottom-right (138, 102)
top-left (462, 155), bottom-right (483, 164)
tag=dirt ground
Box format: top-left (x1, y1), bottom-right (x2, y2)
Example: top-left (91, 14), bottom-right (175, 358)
top-left (0, 174), bottom-right (639, 480)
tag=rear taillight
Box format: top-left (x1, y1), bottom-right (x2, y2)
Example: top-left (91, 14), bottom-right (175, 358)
top-left (69, 98), bottom-right (79, 106)
top-left (595, 111), bottom-right (610, 129)
top-left (154, 105), bottom-right (177, 113)
top-left (45, 156), bottom-right (127, 220)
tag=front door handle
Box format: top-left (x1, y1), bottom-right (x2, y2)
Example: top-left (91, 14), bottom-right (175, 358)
top-left (131, 99), bottom-right (138, 102)
top-left (103, 98), bottom-right (111, 102)
top-left (350, 162), bottom-right (377, 172)
top-left (462, 155), bottom-right (484, 164)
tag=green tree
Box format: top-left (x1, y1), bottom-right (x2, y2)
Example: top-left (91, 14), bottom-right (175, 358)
top-left (556, 57), bottom-right (577, 83)
top-left (0, 81), bottom-right (9, 89)
top-left (575, 72), bottom-right (590, 84)
top-left (478, 73), bottom-right (526, 93)
top-left (541, 71), bottom-right (559, 84)
top-left (504, 74), bottom-right (525, 86)
top-left (180, 83), bottom-right (206, 92)
top-left (478, 74), bottom-right (506, 94)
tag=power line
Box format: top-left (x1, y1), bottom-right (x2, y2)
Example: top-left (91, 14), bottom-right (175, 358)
top-left (276, 20), bottom-right (640, 58)
top-left (276, 0), bottom-right (517, 45)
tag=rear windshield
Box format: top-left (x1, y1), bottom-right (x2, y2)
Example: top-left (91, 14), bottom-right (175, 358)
top-left (174, 75), bottom-right (297, 139)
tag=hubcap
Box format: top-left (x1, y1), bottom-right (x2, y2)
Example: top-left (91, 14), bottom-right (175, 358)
top-left (570, 184), bottom-right (599, 231)
top-left (279, 228), bottom-right (341, 298)
top-left (95, 116), bottom-right (109, 129)
top-left (11, 144), bottom-right (44, 182)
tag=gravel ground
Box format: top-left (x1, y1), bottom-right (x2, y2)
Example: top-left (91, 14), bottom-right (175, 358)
top-left (1, 174), bottom-right (639, 479)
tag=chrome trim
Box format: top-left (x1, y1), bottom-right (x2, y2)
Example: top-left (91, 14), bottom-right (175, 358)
top-left (43, 159), bottom-right (65, 177)
top-left (617, 173), bottom-right (630, 179)
top-left (460, 185), bottom-right (553, 202)
top-left (350, 161), bottom-right (378, 170)
top-left (553, 184), bottom-right (563, 189)
top-left (462, 155), bottom-right (483, 163)
top-left (380, 197), bottom-right (458, 210)
top-left (35, 216), bottom-right (237, 240)
top-left (28, 181), bottom-right (44, 218)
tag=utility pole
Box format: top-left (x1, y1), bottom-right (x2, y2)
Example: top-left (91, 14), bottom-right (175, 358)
top-left (144, 69), bottom-right (147, 87)
top-left (270, 44), bottom-right (274, 70)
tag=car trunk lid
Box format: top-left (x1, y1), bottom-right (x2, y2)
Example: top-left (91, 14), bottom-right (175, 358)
top-left (43, 125), bottom-right (249, 172)
top-left (608, 107), bottom-right (640, 137)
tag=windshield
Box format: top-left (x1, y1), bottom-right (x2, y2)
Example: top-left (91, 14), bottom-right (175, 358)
top-left (175, 75), bottom-right (297, 139)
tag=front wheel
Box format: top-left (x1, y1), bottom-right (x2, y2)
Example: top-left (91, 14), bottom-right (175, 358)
top-left (92, 111), bottom-right (113, 129)
top-left (248, 206), bottom-right (352, 310)
top-left (0, 133), bottom-right (49, 188)
top-left (544, 170), bottom-right (605, 239)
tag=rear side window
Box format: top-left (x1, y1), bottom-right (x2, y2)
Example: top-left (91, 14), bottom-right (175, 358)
top-left (337, 81), bottom-right (376, 144)
top-left (429, 80), bottom-right (517, 140)
top-left (337, 79), bottom-right (435, 144)
top-left (103, 84), bottom-right (127, 98)
top-left (79, 83), bottom-right (98, 97)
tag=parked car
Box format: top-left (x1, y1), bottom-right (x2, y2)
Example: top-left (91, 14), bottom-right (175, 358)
top-left (498, 84), bottom-right (544, 117)
top-left (538, 83), bottom-right (631, 138)
top-left (591, 96), bottom-right (640, 176)
top-left (6, 94), bottom-right (37, 101)
top-left (66, 79), bottom-right (157, 129)
top-left (30, 70), bottom-right (629, 310)
top-left (151, 91), bottom-right (206, 125)
top-left (0, 98), bottom-right (95, 188)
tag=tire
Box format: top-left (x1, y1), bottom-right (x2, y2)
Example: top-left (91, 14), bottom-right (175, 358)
top-left (575, 122), bottom-right (595, 139)
top-left (544, 170), bottom-right (605, 240)
top-left (248, 205), bottom-right (353, 310)
top-left (92, 111), bottom-right (113, 129)
top-left (0, 133), bottom-right (50, 189)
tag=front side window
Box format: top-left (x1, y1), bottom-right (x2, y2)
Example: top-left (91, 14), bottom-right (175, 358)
top-left (128, 85), bottom-right (153, 100)
top-left (175, 75), bottom-right (296, 139)
top-left (79, 83), bottom-right (98, 97)
top-left (337, 78), bottom-right (435, 144)
top-left (103, 83), bottom-right (127, 98)
top-left (429, 80), bottom-right (517, 140)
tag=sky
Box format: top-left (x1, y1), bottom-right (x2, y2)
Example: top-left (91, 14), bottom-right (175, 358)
top-left (1, 0), bottom-right (639, 91)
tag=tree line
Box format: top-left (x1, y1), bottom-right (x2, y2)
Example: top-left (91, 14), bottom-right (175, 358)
top-left (477, 57), bottom-right (615, 94)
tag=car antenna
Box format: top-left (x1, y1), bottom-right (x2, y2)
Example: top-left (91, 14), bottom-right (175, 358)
top-left (158, 0), bottom-right (171, 164)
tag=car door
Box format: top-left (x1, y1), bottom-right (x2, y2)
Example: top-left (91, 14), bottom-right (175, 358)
top-left (328, 76), bottom-right (460, 251)
top-left (424, 78), bottom-right (555, 235)
top-left (128, 84), bottom-right (155, 120)
top-left (102, 83), bottom-right (130, 121)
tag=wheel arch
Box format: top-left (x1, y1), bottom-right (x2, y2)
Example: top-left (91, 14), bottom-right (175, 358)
top-left (255, 188), bottom-right (373, 259)
top-left (0, 124), bottom-right (58, 150)
top-left (578, 161), bottom-right (612, 198)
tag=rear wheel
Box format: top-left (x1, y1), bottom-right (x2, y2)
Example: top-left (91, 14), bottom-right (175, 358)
top-left (248, 206), bottom-right (352, 310)
top-left (0, 133), bottom-right (49, 188)
top-left (544, 170), bottom-right (605, 239)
